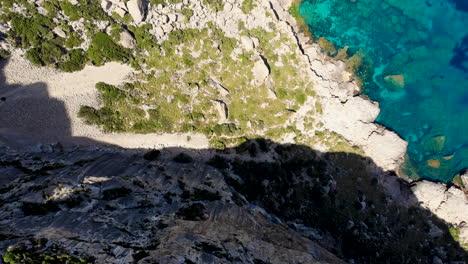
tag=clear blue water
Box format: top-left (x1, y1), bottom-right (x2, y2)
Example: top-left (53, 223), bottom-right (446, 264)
top-left (299, 0), bottom-right (468, 182)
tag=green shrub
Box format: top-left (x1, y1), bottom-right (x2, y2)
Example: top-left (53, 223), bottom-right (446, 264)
top-left (2, 247), bottom-right (90, 264)
top-left (87, 32), bottom-right (131, 65)
top-left (42, 0), bottom-right (60, 17)
top-left (128, 25), bottom-right (157, 50)
top-left (212, 123), bottom-right (238, 136)
top-left (9, 13), bottom-right (55, 48)
top-left (0, 49), bottom-right (9, 60)
top-left (203, 0), bottom-right (224, 12)
top-left (78, 106), bottom-right (101, 124)
top-left (65, 33), bottom-right (84, 48)
top-left (95, 82), bottom-right (127, 105)
top-left (25, 41), bottom-right (64, 66)
top-left (59, 49), bottom-right (87, 72)
top-left (150, 0), bottom-right (167, 5)
top-left (180, 8), bottom-right (194, 21)
top-left (78, 105), bottom-right (125, 132)
top-left (241, 0), bottom-right (256, 14)
top-left (60, 0), bottom-right (81, 21)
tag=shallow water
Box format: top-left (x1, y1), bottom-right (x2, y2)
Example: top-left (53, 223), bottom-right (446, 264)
top-left (299, 0), bottom-right (468, 182)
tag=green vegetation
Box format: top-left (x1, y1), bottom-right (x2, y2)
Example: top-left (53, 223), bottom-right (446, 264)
top-left (241, 0), bottom-right (256, 14)
top-left (8, 13), bottom-right (56, 48)
top-left (25, 41), bottom-right (64, 66)
top-left (59, 49), bottom-right (87, 72)
top-left (449, 226), bottom-right (460, 242)
top-left (0, 0), bottom-right (127, 71)
top-left (288, 0), bottom-right (311, 38)
top-left (65, 33), bottom-right (84, 48)
top-left (87, 32), bottom-right (131, 65)
top-left (0, 48), bottom-right (10, 60)
top-left (2, 246), bottom-right (91, 264)
top-left (180, 8), bottom-right (194, 21)
top-left (203, 0), bottom-right (224, 12)
top-left (77, 21), bottom-right (322, 149)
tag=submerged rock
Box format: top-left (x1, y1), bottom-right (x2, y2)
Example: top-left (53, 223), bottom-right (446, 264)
top-left (423, 135), bottom-right (446, 153)
top-left (384, 74), bottom-right (405, 91)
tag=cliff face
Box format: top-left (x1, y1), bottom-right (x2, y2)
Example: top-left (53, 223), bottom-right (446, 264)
top-left (0, 140), bottom-right (466, 263)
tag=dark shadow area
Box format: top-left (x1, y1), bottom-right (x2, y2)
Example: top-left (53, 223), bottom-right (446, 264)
top-left (0, 56), bottom-right (117, 149)
top-left (0, 56), bottom-right (466, 264)
top-left (451, 34), bottom-right (468, 73)
top-left (449, 0), bottom-right (468, 13)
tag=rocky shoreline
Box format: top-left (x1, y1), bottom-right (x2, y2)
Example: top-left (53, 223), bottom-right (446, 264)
top-left (269, 0), bottom-right (468, 247)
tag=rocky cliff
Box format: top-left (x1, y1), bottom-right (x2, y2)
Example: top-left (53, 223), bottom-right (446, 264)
top-left (0, 140), bottom-right (467, 263)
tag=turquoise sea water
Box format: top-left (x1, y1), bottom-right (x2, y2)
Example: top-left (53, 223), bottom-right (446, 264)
top-left (299, 0), bottom-right (468, 182)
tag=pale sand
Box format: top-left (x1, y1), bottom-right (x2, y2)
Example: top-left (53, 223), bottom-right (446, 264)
top-left (0, 50), bottom-right (209, 149)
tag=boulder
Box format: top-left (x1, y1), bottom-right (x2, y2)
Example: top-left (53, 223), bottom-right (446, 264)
top-left (101, 0), bottom-right (112, 11)
top-left (114, 7), bottom-right (126, 18)
top-left (119, 30), bottom-right (136, 49)
top-left (213, 100), bottom-right (228, 122)
top-left (127, 0), bottom-right (145, 23)
top-left (53, 27), bottom-right (67, 38)
top-left (252, 58), bottom-right (270, 84)
top-left (240, 36), bottom-right (254, 50)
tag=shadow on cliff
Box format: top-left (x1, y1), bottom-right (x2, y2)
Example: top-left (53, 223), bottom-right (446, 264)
top-left (0, 57), bottom-right (467, 263)
top-left (0, 57), bottom-right (116, 149)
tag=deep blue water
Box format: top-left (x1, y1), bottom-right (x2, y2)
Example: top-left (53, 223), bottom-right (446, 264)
top-left (299, 0), bottom-right (468, 182)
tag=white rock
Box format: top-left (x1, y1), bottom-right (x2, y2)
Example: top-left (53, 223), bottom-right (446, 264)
top-left (101, 0), bottom-right (112, 11)
top-left (213, 100), bottom-right (229, 122)
top-left (53, 27), bottom-right (67, 38)
top-left (412, 181), bottom-right (468, 226)
top-left (155, 26), bottom-right (165, 38)
top-left (114, 7), bottom-right (127, 18)
top-left (168, 14), bottom-right (177, 22)
top-left (252, 58), bottom-right (270, 84)
top-left (37, 7), bottom-right (48, 16)
top-left (69, 0), bottom-right (78, 5)
top-left (240, 36), bottom-right (254, 50)
top-left (0, 23), bottom-right (9, 33)
top-left (162, 24), bottom-right (173, 33)
top-left (127, 0), bottom-right (145, 23)
top-left (119, 30), bottom-right (137, 49)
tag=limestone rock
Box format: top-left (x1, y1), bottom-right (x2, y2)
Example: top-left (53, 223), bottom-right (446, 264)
top-left (412, 181), bottom-right (468, 226)
top-left (114, 7), bottom-right (126, 17)
top-left (252, 58), bottom-right (270, 84)
top-left (213, 100), bottom-right (228, 122)
top-left (101, 0), bottom-right (112, 11)
top-left (241, 36), bottom-right (254, 50)
top-left (53, 27), bottom-right (67, 38)
top-left (127, 0), bottom-right (145, 23)
top-left (119, 30), bottom-right (136, 49)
